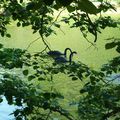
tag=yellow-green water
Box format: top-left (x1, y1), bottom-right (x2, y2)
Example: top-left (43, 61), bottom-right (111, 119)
top-left (0, 23), bottom-right (119, 69)
top-left (0, 20), bottom-right (120, 119)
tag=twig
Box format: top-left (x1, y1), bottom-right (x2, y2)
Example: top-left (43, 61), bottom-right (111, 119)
top-left (85, 44), bottom-right (98, 51)
top-left (75, 10), bottom-right (97, 49)
top-left (40, 46), bottom-right (48, 53)
top-left (59, 27), bottom-right (66, 35)
top-left (49, 8), bottom-right (66, 35)
top-left (86, 13), bottom-right (98, 42)
top-left (26, 37), bottom-right (40, 50)
top-left (41, 33), bottom-right (51, 51)
top-left (26, 8), bottom-right (66, 52)
top-left (80, 30), bottom-right (98, 50)
top-left (50, 8), bottom-right (66, 28)
top-left (40, 10), bottom-right (51, 51)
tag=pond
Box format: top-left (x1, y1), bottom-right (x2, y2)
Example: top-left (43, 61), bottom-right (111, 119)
top-left (106, 73), bottom-right (120, 84)
top-left (0, 69), bottom-right (23, 120)
top-left (1, 24), bottom-right (119, 69)
top-left (0, 97), bottom-right (17, 120)
top-left (0, 17), bottom-right (120, 119)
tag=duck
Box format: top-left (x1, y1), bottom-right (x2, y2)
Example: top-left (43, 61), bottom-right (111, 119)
top-left (47, 48), bottom-right (72, 58)
top-left (54, 51), bottom-right (77, 64)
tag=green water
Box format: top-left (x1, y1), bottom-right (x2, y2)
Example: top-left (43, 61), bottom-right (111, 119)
top-left (0, 11), bottom-right (120, 120)
top-left (0, 23), bottom-right (119, 69)
top-left (0, 23), bottom-right (119, 118)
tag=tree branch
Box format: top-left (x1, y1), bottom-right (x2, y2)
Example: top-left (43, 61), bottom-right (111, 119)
top-left (40, 8), bottom-right (51, 51)
top-left (86, 13), bottom-right (97, 42)
top-left (75, 10), bottom-right (97, 49)
top-left (48, 8), bottom-right (66, 35)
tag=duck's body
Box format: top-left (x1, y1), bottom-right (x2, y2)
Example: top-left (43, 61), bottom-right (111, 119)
top-left (47, 48), bottom-right (77, 64)
top-left (54, 51), bottom-right (77, 64)
top-left (54, 56), bottom-right (67, 63)
top-left (47, 50), bottom-right (63, 58)
top-left (47, 48), bottom-right (72, 58)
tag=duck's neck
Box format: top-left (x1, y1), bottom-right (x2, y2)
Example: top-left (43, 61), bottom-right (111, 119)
top-left (69, 52), bottom-right (77, 64)
top-left (69, 53), bottom-right (73, 64)
top-left (64, 48), bottom-right (72, 58)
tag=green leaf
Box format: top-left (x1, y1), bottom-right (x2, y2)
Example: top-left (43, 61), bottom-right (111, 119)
top-left (116, 46), bottom-right (120, 53)
top-left (69, 74), bottom-right (75, 77)
top-left (1, 31), bottom-right (5, 37)
top-left (26, 2), bottom-right (36, 10)
top-left (99, 72), bottom-right (105, 77)
top-left (43, 92), bottom-right (51, 99)
top-left (32, 62), bottom-right (38, 65)
top-left (54, 23), bottom-right (60, 28)
top-left (38, 77), bottom-right (45, 81)
top-left (90, 76), bottom-right (96, 81)
top-left (43, 101), bottom-right (50, 110)
top-left (72, 76), bottom-right (78, 81)
top-left (53, 1), bottom-right (62, 10)
top-left (25, 53), bottom-right (31, 59)
top-left (98, 0), bottom-right (103, 2)
top-left (0, 44), bottom-right (3, 49)
top-left (33, 65), bottom-right (39, 69)
top-left (28, 75), bottom-right (35, 81)
top-left (23, 70), bottom-right (29, 76)
top-left (67, 6), bottom-right (75, 13)
top-left (0, 97), bottom-right (3, 103)
top-left (14, 109), bottom-right (20, 117)
top-left (17, 22), bottom-right (21, 27)
top-left (80, 87), bottom-right (88, 93)
top-left (6, 34), bottom-right (11, 38)
top-left (43, 0), bottom-right (54, 5)
top-left (51, 69), bottom-right (59, 74)
top-left (115, 117), bottom-right (120, 120)
top-left (105, 42), bottom-right (117, 49)
top-left (20, 0), bottom-right (23, 3)
top-left (16, 98), bottom-right (22, 106)
top-left (57, 0), bottom-right (73, 6)
top-left (78, 0), bottom-right (99, 14)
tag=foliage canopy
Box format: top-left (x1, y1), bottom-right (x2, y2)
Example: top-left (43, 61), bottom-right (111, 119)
top-left (0, 0), bottom-right (120, 120)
